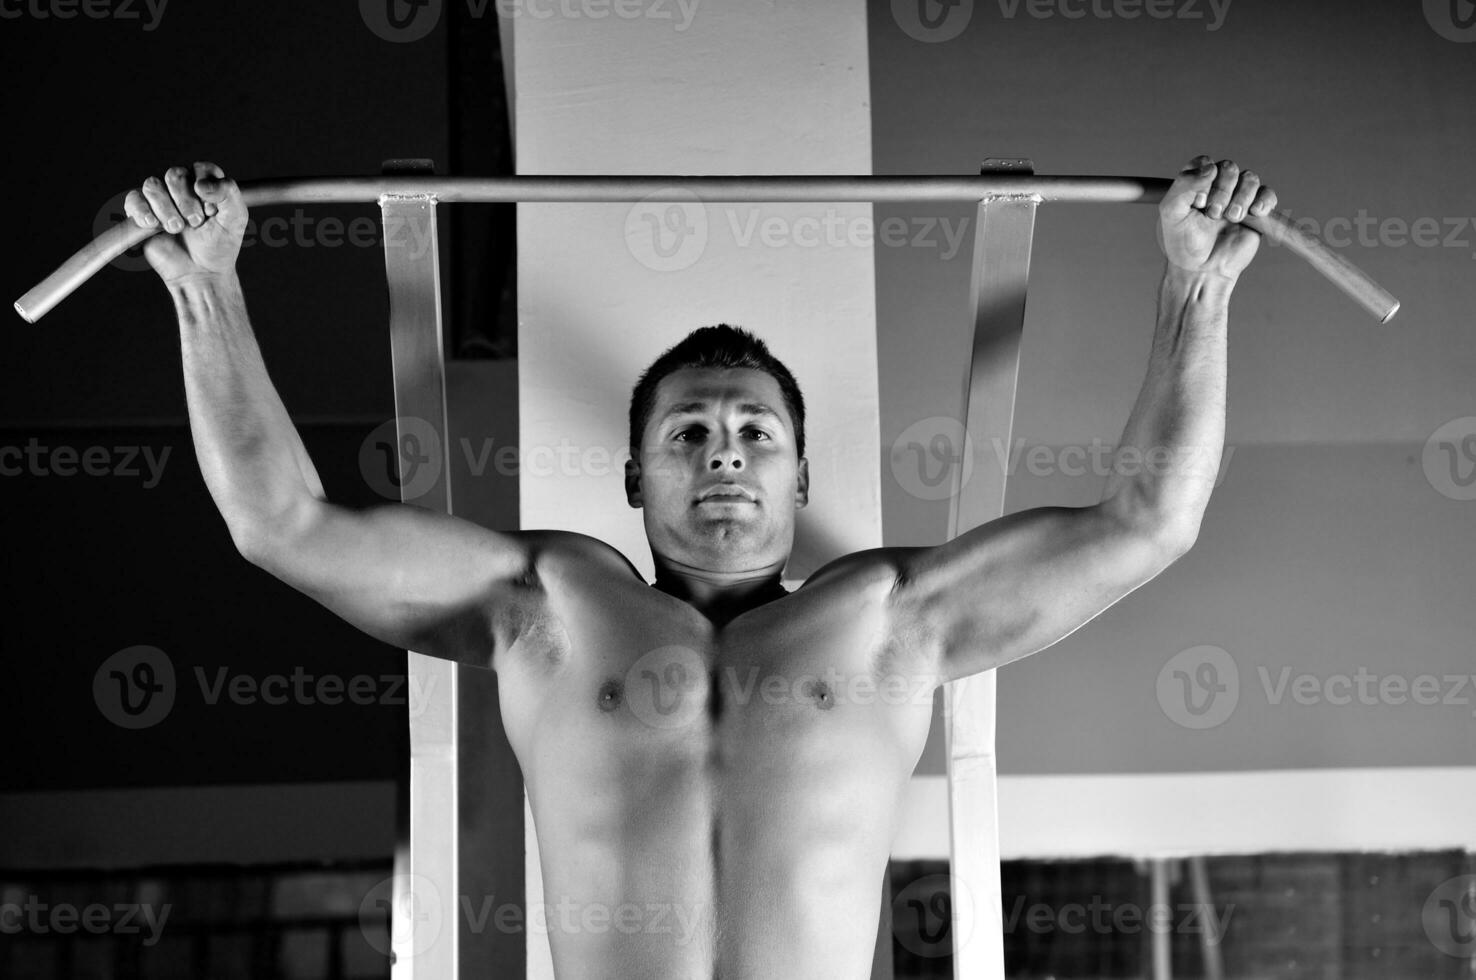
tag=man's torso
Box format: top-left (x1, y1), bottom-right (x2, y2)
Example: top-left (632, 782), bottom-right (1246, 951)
top-left (489, 533), bottom-right (941, 979)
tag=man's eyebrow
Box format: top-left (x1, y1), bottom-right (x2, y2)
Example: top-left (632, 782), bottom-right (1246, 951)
top-left (660, 402), bottom-right (784, 424)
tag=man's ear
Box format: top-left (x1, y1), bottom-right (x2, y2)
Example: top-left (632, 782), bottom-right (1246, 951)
top-left (795, 456), bottom-right (810, 509)
top-left (624, 456), bottom-right (643, 508)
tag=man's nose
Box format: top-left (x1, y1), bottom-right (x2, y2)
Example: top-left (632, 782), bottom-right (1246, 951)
top-left (707, 435), bottom-right (745, 470)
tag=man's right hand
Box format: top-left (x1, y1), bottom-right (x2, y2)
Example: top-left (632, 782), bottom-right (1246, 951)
top-left (123, 162), bottom-right (247, 286)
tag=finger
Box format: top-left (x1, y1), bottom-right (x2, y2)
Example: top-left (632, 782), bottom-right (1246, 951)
top-left (164, 165), bottom-right (206, 229)
top-left (1225, 170), bottom-right (1260, 222)
top-left (123, 188), bottom-right (159, 230)
top-left (1205, 159), bottom-right (1240, 220)
top-left (1249, 185), bottom-right (1278, 217)
top-left (141, 175), bottom-right (186, 234)
top-left (1163, 155), bottom-right (1216, 220)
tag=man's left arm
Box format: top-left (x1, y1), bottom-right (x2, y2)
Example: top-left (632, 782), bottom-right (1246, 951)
top-left (887, 155), bottom-right (1278, 686)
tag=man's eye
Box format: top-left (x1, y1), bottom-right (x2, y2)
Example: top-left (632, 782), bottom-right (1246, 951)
top-left (745, 429), bottom-right (771, 441)
top-left (674, 427), bottom-right (705, 442)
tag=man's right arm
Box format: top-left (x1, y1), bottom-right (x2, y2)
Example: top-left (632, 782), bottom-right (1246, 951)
top-left (134, 164), bottom-right (532, 668)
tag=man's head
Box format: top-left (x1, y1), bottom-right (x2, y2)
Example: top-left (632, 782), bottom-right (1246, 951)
top-left (625, 325), bottom-right (809, 573)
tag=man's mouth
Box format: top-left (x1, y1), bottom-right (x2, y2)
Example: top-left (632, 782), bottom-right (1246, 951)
top-left (698, 484), bottom-right (756, 503)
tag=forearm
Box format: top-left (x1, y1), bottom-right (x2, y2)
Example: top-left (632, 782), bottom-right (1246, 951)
top-left (1101, 265), bottom-right (1233, 546)
top-left (171, 272), bottom-right (325, 550)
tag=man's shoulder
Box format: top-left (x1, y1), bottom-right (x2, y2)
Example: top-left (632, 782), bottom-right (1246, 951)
top-left (517, 529), bottom-right (647, 585)
top-left (793, 546), bottom-right (910, 596)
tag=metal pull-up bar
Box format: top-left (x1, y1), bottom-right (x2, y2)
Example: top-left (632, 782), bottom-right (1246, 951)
top-left (14, 174), bottom-right (1400, 325)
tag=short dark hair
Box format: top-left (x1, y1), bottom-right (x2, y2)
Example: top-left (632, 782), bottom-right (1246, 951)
top-left (628, 324), bottom-right (806, 460)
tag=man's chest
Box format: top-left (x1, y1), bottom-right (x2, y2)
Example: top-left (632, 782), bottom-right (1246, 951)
top-left (492, 560), bottom-right (938, 777)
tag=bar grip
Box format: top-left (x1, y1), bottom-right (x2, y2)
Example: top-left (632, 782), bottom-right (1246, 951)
top-left (13, 177), bottom-right (1400, 324)
top-left (1241, 209), bottom-right (1400, 323)
top-left (16, 219), bottom-right (156, 324)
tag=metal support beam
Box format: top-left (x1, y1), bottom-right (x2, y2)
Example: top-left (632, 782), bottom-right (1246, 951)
top-left (943, 159), bottom-right (1039, 980)
top-left (380, 161), bottom-right (517, 978)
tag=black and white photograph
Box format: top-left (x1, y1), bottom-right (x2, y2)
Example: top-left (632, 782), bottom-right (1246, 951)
top-left (1, 0), bottom-right (1471, 977)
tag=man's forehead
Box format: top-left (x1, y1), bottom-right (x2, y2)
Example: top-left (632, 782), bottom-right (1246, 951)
top-left (653, 367), bottom-right (786, 416)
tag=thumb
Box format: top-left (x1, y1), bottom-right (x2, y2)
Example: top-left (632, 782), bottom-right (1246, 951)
top-left (1162, 155), bottom-right (1215, 222)
top-left (191, 161), bottom-right (241, 220)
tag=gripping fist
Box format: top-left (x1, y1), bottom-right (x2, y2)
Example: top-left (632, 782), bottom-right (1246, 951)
top-left (1159, 155), bottom-right (1278, 281)
top-left (123, 162), bottom-right (247, 285)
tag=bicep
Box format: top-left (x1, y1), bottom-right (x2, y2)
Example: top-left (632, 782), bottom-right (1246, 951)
top-left (244, 497), bottom-right (537, 667)
top-left (890, 504), bottom-right (1184, 684)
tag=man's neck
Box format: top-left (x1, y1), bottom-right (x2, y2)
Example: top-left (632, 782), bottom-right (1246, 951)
top-left (650, 555), bottom-right (789, 627)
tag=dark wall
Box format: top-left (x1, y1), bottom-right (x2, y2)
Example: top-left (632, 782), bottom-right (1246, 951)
top-left (1, 2), bottom-right (463, 793)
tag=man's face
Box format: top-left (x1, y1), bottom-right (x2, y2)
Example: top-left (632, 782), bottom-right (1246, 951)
top-left (626, 367), bottom-right (809, 573)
